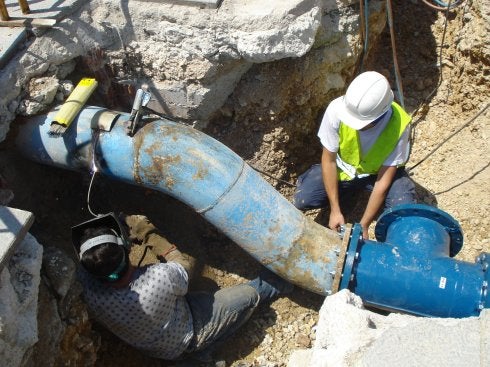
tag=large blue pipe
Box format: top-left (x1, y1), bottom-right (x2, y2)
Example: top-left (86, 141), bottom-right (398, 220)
top-left (16, 106), bottom-right (342, 295)
top-left (17, 106), bottom-right (489, 317)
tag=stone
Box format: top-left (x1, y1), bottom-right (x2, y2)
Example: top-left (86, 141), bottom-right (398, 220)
top-left (0, 233), bottom-right (43, 367)
top-left (288, 290), bottom-right (490, 367)
top-left (42, 246), bottom-right (77, 299)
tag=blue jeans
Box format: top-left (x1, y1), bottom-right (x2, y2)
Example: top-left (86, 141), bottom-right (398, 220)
top-left (293, 164), bottom-right (416, 211)
top-left (185, 270), bottom-right (289, 355)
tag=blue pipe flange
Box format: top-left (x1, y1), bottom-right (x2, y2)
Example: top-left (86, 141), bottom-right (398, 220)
top-left (476, 253), bottom-right (489, 310)
top-left (374, 203), bottom-right (464, 257)
top-left (339, 223), bottom-right (363, 290)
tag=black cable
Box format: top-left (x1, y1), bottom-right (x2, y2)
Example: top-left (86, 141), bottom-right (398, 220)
top-left (411, 0), bottom-right (452, 125)
top-left (408, 103), bottom-right (489, 171)
top-left (137, 246), bottom-right (151, 268)
top-left (250, 165), bottom-right (297, 187)
top-left (141, 106), bottom-right (192, 126)
top-left (409, 0), bottom-right (452, 150)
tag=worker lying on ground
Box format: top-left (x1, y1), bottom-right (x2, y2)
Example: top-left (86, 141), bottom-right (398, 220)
top-left (294, 71), bottom-right (417, 239)
top-left (72, 212), bottom-right (293, 362)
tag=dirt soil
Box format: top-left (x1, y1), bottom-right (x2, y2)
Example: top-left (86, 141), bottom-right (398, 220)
top-left (0, 1), bottom-right (488, 367)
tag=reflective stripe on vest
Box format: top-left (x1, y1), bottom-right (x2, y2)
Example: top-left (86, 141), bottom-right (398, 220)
top-left (337, 102), bottom-right (411, 181)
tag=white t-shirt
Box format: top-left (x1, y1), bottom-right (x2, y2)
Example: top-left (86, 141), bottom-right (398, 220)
top-left (317, 97), bottom-right (410, 167)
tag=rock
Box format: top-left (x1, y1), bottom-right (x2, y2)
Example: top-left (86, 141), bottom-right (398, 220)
top-left (42, 246), bottom-right (77, 299)
top-left (295, 333), bottom-right (311, 348)
top-left (288, 290), bottom-right (490, 367)
top-left (19, 76), bottom-right (59, 116)
top-left (0, 233), bottom-right (43, 367)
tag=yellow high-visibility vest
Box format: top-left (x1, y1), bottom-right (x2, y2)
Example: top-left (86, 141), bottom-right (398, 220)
top-left (337, 102), bottom-right (411, 181)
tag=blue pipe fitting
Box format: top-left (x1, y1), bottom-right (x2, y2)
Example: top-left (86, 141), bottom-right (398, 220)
top-left (340, 204), bottom-right (489, 317)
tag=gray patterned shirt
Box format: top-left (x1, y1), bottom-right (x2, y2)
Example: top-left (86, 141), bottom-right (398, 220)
top-left (78, 262), bottom-right (194, 360)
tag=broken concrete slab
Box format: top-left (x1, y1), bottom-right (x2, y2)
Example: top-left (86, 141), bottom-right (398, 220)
top-left (0, 232), bottom-right (43, 367)
top-left (288, 290), bottom-right (490, 367)
top-left (3, 0), bottom-right (85, 21)
top-left (0, 26), bottom-right (26, 69)
top-left (0, 206), bottom-right (34, 271)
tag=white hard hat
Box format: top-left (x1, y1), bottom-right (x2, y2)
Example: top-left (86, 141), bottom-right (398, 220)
top-left (337, 71), bottom-right (394, 130)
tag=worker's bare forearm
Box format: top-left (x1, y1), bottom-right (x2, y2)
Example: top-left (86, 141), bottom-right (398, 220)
top-left (321, 149), bottom-right (341, 213)
top-left (360, 166), bottom-right (397, 231)
top-left (124, 215), bottom-right (157, 242)
top-left (145, 232), bottom-right (194, 277)
top-left (360, 188), bottom-right (386, 229)
top-left (164, 250), bottom-right (194, 277)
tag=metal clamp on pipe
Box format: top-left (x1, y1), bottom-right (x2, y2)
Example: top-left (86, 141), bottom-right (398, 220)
top-left (127, 88), bottom-right (152, 137)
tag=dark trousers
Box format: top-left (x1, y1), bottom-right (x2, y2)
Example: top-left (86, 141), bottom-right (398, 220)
top-left (185, 269), bottom-right (290, 355)
top-left (293, 164), bottom-right (416, 211)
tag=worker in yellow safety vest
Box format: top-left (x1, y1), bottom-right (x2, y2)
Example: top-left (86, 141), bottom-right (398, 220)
top-left (293, 71), bottom-right (417, 239)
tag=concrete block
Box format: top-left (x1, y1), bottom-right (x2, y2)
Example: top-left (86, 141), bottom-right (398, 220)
top-left (4, 0), bottom-right (85, 20)
top-left (0, 206), bottom-right (34, 271)
top-left (0, 27), bottom-right (26, 69)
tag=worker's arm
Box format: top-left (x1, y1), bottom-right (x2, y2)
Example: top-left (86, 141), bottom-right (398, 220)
top-left (144, 232), bottom-right (194, 277)
top-left (124, 214), bottom-right (195, 277)
top-left (321, 147), bottom-right (345, 231)
top-left (123, 214), bottom-right (157, 242)
top-left (359, 165), bottom-right (397, 239)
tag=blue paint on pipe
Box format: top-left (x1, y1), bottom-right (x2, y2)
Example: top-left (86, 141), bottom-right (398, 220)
top-left (16, 106), bottom-right (342, 295)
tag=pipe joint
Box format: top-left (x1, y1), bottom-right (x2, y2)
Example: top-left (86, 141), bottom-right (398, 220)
top-left (339, 223), bottom-right (364, 290)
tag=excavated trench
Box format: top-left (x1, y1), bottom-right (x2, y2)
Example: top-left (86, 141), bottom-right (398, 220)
top-left (0, 1), bottom-right (488, 366)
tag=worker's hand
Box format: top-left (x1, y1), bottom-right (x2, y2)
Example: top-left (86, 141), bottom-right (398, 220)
top-left (328, 211), bottom-right (345, 232)
top-left (360, 221), bottom-right (370, 240)
top-left (361, 226), bottom-right (369, 240)
top-left (123, 214), bottom-right (157, 242)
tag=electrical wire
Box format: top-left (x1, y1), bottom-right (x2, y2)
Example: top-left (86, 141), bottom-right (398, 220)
top-left (358, 0), bottom-right (369, 72)
top-left (409, 0), bottom-right (452, 149)
top-left (250, 165), bottom-right (297, 187)
top-left (421, 0), bottom-right (465, 11)
top-left (137, 246), bottom-right (151, 268)
top-left (87, 171), bottom-right (99, 217)
top-left (407, 103), bottom-right (489, 171)
top-left (87, 131), bottom-right (101, 217)
top-left (386, 0), bottom-right (405, 109)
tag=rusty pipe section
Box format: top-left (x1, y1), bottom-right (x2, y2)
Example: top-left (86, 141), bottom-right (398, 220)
top-left (16, 106), bottom-right (343, 295)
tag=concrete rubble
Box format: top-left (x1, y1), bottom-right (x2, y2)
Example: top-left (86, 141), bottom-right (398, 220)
top-left (0, 208), bottom-right (42, 367)
top-left (0, 0), bottom-right (376, 139)
top-left (288, 290), bottom-right (490, 367)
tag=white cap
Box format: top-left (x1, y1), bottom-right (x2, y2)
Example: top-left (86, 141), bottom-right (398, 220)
top-left (337, 71), bottom-right (394, 130)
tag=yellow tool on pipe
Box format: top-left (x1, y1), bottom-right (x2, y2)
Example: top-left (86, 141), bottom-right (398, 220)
top-left (49, 78), bottom-right (98, 136)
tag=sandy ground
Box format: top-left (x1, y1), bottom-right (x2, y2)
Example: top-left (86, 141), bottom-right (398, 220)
top-left (0, 1), bottom-right (488, 367)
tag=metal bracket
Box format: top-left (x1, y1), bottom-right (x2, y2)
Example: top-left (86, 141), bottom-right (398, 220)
top-left (127, 88), bottom-right (152, 137)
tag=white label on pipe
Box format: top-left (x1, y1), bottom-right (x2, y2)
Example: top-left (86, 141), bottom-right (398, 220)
top-left (439, 277), bottom-right (447, 289)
